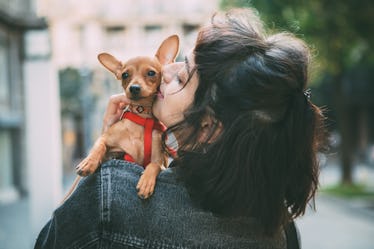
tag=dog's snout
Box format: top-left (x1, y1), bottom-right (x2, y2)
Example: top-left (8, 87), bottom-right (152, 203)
top-left (129, 84), bottom-right (141, 95)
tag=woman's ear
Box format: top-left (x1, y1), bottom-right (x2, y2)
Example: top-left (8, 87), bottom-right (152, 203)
top-left (198, 115), bottom-right (223, 144)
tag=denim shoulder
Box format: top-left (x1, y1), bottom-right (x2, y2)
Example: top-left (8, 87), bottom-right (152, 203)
top-left (35, 160), bottom-right (286, 249)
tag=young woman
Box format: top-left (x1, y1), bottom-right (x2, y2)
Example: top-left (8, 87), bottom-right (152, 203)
top-left (35, 8), bottom-right (326, 249)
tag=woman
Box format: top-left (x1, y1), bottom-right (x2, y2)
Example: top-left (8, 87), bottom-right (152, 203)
top-left (35, 8), bottom-right (326, 249)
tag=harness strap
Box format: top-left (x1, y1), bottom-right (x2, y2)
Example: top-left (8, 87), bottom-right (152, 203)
top-left (124, 153), bottom-right (135, 163)
top-left (144, 118), bottom-right (154, 166)
top-left (121, 111), bottom-right (166, 167)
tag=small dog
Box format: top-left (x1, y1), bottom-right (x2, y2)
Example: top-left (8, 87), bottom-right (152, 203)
top-left (73, 35), bottom-right (179, 199)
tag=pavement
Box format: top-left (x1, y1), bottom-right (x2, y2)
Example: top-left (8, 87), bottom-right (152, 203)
top-left (0, 197), bottom-right (31, 249)
top-left (1, 161), bottom-right (374, 249)
top-left (296, 158), bottom-right (374, 249)
top-left (297, 194), bottom-right (374, 249)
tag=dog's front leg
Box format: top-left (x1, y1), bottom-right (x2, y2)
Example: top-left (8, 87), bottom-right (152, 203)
top-left (76, 136), bottom-right (107, 176)
top-left (136, 131), bottom-right (165, 199)
top-left (136, 161), bottom-right (163, 199)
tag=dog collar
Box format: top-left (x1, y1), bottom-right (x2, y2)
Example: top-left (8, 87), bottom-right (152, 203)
top-left (127, 104), bottom-right (152, 115)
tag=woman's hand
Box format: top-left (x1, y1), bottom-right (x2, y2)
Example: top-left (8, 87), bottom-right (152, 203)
top-left (102, 93), bottom-right (130, 133)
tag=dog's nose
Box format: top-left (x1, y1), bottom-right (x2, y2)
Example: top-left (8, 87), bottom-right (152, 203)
top-left (129, 84), bottom-right (141, 95)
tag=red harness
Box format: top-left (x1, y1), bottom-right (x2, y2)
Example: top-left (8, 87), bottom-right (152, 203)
top-left (120, 111), bottom-right (166, 167)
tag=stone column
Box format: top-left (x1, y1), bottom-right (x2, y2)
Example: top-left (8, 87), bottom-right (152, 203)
top-left (23, 29), bottom-right (63, 237)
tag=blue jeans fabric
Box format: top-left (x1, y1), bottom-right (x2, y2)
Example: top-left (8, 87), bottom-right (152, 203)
top-left (34, 160), bottom-right (286, 249)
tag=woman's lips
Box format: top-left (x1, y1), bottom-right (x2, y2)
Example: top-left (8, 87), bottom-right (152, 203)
top-left (157, 89), bottom-right (164, 99)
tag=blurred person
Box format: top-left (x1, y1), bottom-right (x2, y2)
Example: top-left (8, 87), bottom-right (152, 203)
top-left (34, 8), bottom-right (326, 249)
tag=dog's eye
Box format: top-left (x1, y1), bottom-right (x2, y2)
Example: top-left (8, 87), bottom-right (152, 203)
top-left (147, 70), bottom-right (156, 77)
top-left (122, 72), bottom-right (129, 80)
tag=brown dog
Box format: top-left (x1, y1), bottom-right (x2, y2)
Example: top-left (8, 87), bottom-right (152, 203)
top-left (73, 35), bottom-right (179, 199)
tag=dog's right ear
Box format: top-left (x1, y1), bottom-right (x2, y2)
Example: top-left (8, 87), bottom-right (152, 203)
top-left (155, 35), bottom-right (180, 65)
top-left (98, 53), bottom-right (123, 80)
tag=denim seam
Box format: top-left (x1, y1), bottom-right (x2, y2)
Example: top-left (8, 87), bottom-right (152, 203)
top-left (101, 165), bottom-right (111, 225)
top-left (65, 231), bottom-right (100, 249)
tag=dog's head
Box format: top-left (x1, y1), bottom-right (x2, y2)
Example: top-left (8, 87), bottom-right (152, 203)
top-left (98, 35), bottom-right (179, 101)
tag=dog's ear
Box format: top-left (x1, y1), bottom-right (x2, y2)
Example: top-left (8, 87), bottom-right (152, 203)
top-left (98, 53), bottom-right (123, 80)
top-left (155, 35), bottom-right (179, 65)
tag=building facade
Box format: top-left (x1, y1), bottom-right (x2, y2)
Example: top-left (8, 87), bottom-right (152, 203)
top-left (39, 0), bottom-right (219, 68)
top-left (0, 0), bottom-right (220, 202)
top-left (0, 0), bottom-right (47, 202)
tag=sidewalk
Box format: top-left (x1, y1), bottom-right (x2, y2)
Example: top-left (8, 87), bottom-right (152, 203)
top-left (298, 194), bottom-right (374, 249)
top-left (1, 162), bottom-right (374, 249)
top-left (0, 175), bottom-right (76, 249)
top-left (0, 197), bottom-right (31, 249)
top-left (297, 160), bottom-right (374, 249)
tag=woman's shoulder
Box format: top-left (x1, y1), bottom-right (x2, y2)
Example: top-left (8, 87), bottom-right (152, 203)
top-left (99, 160), bottom-right (286, 249)
top-left (45, 160), bottom-right (286, 249)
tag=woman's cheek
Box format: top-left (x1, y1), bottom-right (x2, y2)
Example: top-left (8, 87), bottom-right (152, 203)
top-left (152, 101), bottom-right (163, 122)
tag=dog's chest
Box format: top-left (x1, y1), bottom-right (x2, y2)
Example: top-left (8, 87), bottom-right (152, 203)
top-left (109, 118), bottom-right (146, 141)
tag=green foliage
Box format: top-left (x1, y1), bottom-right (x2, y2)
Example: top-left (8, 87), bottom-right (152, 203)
top-left (59, 67), bottom-right (83, 116)
top-left (321, 183), bottom-right (374, 199)
top-left (221, 0), bottom-right (252, 9)
top-left (220, 0), bottom-right (374, 76)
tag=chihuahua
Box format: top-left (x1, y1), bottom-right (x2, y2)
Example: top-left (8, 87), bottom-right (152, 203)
top-left (72, 35), bottom-right (179, 199)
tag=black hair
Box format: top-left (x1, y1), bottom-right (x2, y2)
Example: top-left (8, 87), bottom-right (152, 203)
top-left (168, 8), bottom-right (327, 236)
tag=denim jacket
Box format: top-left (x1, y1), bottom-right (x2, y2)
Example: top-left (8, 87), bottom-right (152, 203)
top-left (34, 160), bottom-right (287, 249)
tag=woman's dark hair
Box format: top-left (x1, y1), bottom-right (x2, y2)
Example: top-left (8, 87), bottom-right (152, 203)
top-left (168, 8), bottom-right (327, 236)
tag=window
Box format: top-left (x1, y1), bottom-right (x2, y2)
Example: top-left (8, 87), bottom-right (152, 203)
top-left (0, 36), bottom-right (9, 113)
top-left (0, 31), bottom-right (19, 202)
top-left (143, 25), bottom-right (162, 52)
top-left (104, 25), bottom-right (126, 53)
top-left (182, 23), bottom-right (199, 56)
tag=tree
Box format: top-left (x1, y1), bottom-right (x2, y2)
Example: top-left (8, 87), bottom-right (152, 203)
top-left (59, 67), bottom-right (85, 159)
top-left (221, 0), bottom-right (374, 185)
top-left (59, 67), bottom-right (83, 116)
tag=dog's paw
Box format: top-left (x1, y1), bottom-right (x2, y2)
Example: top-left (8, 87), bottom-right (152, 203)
top-left (136, 168), bottom-right (159, 199)
top-left (75, 158), bottom-right (99, 176)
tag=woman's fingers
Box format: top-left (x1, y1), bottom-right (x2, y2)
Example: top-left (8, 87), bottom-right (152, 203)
top-left (107, 93), bottom-right (130, 117)
top-left (102, 93), bottom-right (130, 132)
top-left (109, 93), bottom-right (130, 106)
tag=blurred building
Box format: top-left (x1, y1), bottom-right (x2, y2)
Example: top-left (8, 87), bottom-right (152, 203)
top-left (0, 0), bottom-right (48, 202)
top-left (0, 0), bottom-right (220, 203)
top-left (39, 0), bottom-right (218, 68)
top-left (37, 0), bottom-right (220, 171)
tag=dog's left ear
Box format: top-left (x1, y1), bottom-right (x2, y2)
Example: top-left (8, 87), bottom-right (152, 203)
top-left (98, 53), bottom-right (123, 80)
top-left (155, 35), bottom-right (179, 65)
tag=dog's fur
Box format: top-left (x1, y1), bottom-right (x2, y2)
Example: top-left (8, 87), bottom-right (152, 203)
top-left (71, 35), bottom-right (179, 199)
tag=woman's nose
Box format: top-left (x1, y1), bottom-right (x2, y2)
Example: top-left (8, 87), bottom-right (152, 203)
top-left (162, 65), bottom-right (173, 84)
top-left (162, 62), bottom-right (183, 84)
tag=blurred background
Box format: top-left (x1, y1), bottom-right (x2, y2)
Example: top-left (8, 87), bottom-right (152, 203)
top-left (0, 0), bottom-right (373, 248)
